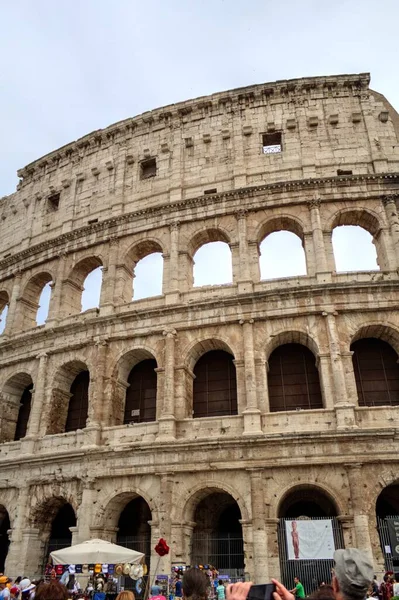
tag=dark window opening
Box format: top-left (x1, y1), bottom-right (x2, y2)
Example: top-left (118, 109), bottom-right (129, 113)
top-left (65, 371), bottom-right (89, 432)
top-left (47, 504), bottom-right (76, 557)
top-left (124, 359), bottom-right (157, 424)
top-left (351, 338), bottom-right (399, 407)
top-left (0, 509), bottom-right (10, 572)
top-left (268, 343), bottom-right (323, 412)
top-left (140, 158), bottom-right (157, 179)
top-left (47, 193), bottom-right (60, 212)
top-left (193, 350), bottom-right (238, 418)
top-left (14, 384), bottom-right (33, 441)
top-left (262, 132), bottom-right (282, 154)
top-left (337, 169), bottom-right (353, 176)
top-left (88, 218), bottom-right (98, 224)
top-left (204, 188), bottom-right (217, 195)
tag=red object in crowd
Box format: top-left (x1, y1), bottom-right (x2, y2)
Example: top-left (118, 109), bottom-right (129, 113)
top-left (155, 538), bottom-right (170, 556)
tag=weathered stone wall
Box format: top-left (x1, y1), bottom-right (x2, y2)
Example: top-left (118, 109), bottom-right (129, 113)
top-left (0, 73), bottom-right (398, 581)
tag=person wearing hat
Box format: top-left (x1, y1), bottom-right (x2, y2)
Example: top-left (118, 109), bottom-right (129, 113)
top-left (0, 577), bottom-right (10, 599)
top-left (19, 578), bottom-right (36, 600)
top-left (331, 549), bottom-right (374, 600)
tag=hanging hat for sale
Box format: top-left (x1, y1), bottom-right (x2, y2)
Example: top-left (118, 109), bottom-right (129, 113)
top-left (115, 564), bottom-right (123, 576)
top-left (142, 564), bottom-right (148, 576)
top-left (102, 564), bottom-right (109, 574)
top-left (68, 565), bottom-right (76, 574)
top-left (108, 565), bottom-right (114, 575)
top-left (55, 565), bottom-right (63, 575)
top-left (82, 564), bottom-right (89, 574)
top-left (75, 565), bottom-right (82, 574)
top-left (123, 563), bottom-right (131, 576)
top-left (130, 564), bottom-right (143, 581)
top-left (94, 564), bottom-right (101, 574)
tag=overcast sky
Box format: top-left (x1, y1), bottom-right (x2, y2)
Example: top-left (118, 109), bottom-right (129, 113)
top-left (0, 0), bottom-right (395, 328)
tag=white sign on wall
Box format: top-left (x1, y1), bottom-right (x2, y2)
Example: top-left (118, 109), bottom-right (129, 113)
top-left (285, 519), bottom-right (335, 560)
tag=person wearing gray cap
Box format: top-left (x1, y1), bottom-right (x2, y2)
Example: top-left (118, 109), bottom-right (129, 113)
top-left (332, 549), bottom-right (374, 600)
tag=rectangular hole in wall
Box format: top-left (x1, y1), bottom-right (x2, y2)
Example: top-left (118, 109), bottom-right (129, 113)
top-left (204, 188), bottom-right (217, 195)
top-left (337, 169), bottom-right (353, 176)
top-left (140, 158), bottom-right (157, 179)
top-left (262, 132), bottom-right (282, 154)
top-left (47, 193), bottom-right (60, 212)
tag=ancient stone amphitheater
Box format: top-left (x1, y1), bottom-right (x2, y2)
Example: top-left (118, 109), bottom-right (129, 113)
top-left (0, 72), bottom-right (398, 587)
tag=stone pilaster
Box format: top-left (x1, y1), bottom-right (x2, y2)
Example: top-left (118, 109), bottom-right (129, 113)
top-left (25, 352), bottom-right (48, 440)
top-left (382, 193), bottom-right (399, 269)
top-left (76, 477), bottom-right (95, 543)
top-left (249, 470), bottom-right (268, 582)
top-left (157, 329), bottom-right (177, 440)
top-left (235, 210), bottom-right (253, 293)
top-left (100, 237), bottom-right (120, 314)
top-left (3, 271), bottom-right (22, 337)
top-left (240, 519), bottom-right (254, 581)
top-left (165, 222), bottom-right (180, 304)
top-left (46, 252), bottom-right (68, 324)
top-left (240, 320), bottom-right (262, 435)
top-left (264, 518), bottom-right (280, 582)
top-left (307, 199), bottom-right (331, 281)
top-left (346, 464), bottom-right (374, 562)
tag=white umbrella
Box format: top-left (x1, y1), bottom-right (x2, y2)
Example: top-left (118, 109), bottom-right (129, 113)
top-left (50, 538), bottom-right (144, 565)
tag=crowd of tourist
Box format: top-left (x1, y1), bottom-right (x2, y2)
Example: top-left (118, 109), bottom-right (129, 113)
top-left (0, 548), bottom-right (396, 600)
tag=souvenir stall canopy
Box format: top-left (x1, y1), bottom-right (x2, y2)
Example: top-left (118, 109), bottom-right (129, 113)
top-left (50, 539), bottom-right (144, 565)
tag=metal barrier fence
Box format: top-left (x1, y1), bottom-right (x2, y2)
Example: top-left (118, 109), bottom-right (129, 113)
top-left (191, 533), bottom-right (245, 580)
top-left (376, 516), bottom-right (399, 572)
top-left (278, 518), bottom-right (344, 595)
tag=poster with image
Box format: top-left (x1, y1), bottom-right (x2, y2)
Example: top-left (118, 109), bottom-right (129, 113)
top-left (285, 519), bottom-right (335, 560)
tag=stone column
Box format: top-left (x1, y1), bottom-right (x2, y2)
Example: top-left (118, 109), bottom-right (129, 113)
top-left (3, 271), bottom-right (22, 337)
top-left (76, 477), bottom-right (95, 543)
top-left (264, 518), bottom-right (280, 581)
top-left (165, 222), bottom-right (180, 304)
top-left (157, 330), bottom-right (177, 441)
top-left (155, 473), bottom-right (173, 574)
top-left (303, 232), bottom-right (316, 277)
top-left (248, 241), bottom-right (261, 283)
top-left (346, 464), bottom-right (374, 562)
top-left (100, 237), bottom-right (119, 315)
top-left (46, 252), bottom-right (68, 324)
top-left (19, 528), bottom-right (44, 579)
top-left (382, 194), bottom-right (399, 269)
top-left (236, 210), bottom-right (253, 294)
top-left (88, 340), bottom-right (108, 426)
top-left (240, 320), bottom-right (263, 435)
top-left (323, 312), bottom-right (357, 429)
top-left (182, 521), bottom-right (196, 566)
top-left (90, 526), bottom-right (119, 543)
top-left (25, 352), bottom-right (48, 440)
top-left (249, 470), bottom-right (268, 582)
top-left (307, 199), bottom-right (331, 282)
top-left (5, 486), bottom-right (31, 577)
top-left (240, 519), bottom-right (254, 581)
top-left (337, 515), bottom-right (356, 549)
top-left (255, 357), bottom-right (269, 415)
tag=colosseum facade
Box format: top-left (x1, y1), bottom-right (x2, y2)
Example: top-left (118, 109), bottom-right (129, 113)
top-left (0, 72), bottom-right (398, 588)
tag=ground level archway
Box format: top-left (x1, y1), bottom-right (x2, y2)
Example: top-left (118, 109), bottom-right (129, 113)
top-left (191, 491), bottom-right (244, 579)
top-left (0, 506), bottom-right (10, 572)
top-left (376, 482), bottom-right (399, 572)
top-left (277, 486), bottom-right (343, 594)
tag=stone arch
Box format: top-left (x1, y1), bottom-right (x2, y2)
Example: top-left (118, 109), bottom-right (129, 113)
top-left (275, 482), bottom-right (343, 519)
top-left (179, 481), bottom-right (250, 526)
top-left (256, 215), bottom-right (306, 245)
top-left (188, 227), bottom-right (232, 257)
top-left (329, 208), bottom-right (386, 271)
top-left (265, 329), bottom-right (320, 361)
top-left (121, 239), bottom-right (164, 302)
top-left (109, 346), bottom-right (160, 426)
top-left (1, 372), bottom-right (33, 442)
top-left (350, 322), bottom-right (399, 355)
top-left (183, 337), bottom-right (237, 372)
top-left (19, 271), bottom-right (54, 330)
top-left (94, 488), bottom-right (157, 531)
top-left (29, 495), bottom-right (77, 532)
top-left (47, 360), bottom-right (90, 434)
top-left (62, 256), bottom-right (103, 316)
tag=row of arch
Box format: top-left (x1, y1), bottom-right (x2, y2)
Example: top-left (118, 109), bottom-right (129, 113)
top-left (3, 335), bottom-right (398, 442)
top-left (0, 480), bottom-right (398, 575)
top-left (0, 208), bottom-right (386, 332)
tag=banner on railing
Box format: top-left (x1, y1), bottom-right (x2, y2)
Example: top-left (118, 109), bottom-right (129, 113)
top-left (386, 519), bottom-right (399, 559)
top-left (285, 519), bottom-right (335, 560)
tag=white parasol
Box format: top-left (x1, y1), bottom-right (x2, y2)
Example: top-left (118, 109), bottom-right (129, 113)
top-left (50, 538), bottom-right (144, 565)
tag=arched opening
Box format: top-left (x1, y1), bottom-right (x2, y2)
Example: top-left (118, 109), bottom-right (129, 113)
top-left (351, 338), bottom-right (399, 407)
top-left (191, 491), bottom-right (244, 577)
top-left (133, 253), bottom-right (163, 300)
top-left (0, 507), bottom-right (10, 572)
top-left (260, 231), bottom-right (307, 280)
top-left (268, 344), bottom-right (323, 412)
top-left (63, 257), bottom-right (103, 316)
top-left (193, 350), bottom-right (237, 418)
top-left (47, 503), bottom-right (76, 556)
top-left (65, 371), bottom-right (89, 432)
top-left (117, 497), bottom-right (151, 596)
top-left (48, 361), bottom-right (89, 435)
top-left (278, 486), bottom-right (343, 593)
top-left (376, 482), bottom-right (399, 572)
top-left (81, 266), bottom-right (103, 311)
top-left (332, 226), bottom-right (379, 272)
top-left (0, 292), bottom-right (9, 335)
top-left (1, 373), bottom-right (33, 442)
top-left (193, 242), bottom-right (232, 287)
top-left (124, 359), bottom-right (157, 424)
